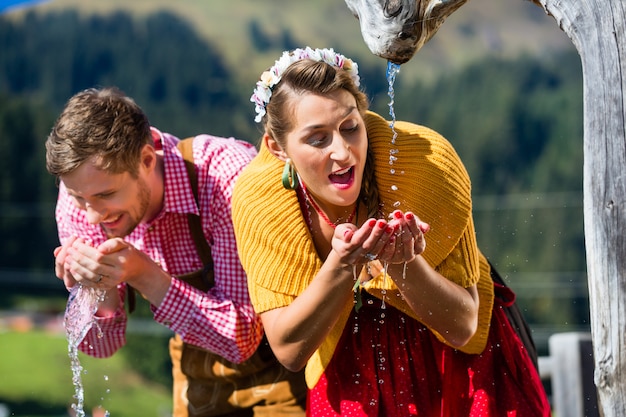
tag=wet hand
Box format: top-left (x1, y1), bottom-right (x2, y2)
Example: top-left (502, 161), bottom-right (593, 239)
top-left (54, 235), bottom-right (79, 290)
top-left (64, 237), bottom-right (117, 290)
top-left (97, 238), bottom-right (170, 291)
top-left (379, 210), bottom-right (429, 264)
top-left (65, 237), bottom-right (165, 291)
top-left (333, 218), bottom-right (396, 265)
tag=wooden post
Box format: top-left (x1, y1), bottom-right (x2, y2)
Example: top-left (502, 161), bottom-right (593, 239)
top-left (532, 0), bottom-right (626, 414)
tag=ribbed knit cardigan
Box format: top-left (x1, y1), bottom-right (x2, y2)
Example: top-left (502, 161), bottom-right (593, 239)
top-left (232, 111), bottom-right (494, 388)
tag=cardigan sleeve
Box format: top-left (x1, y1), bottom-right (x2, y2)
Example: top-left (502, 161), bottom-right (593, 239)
top-left (435, 215), bottom-right (480, 288)
top-left (364, 111), bottom-right (493, 354)
top-left (232, 144), bottom-right (323, 314)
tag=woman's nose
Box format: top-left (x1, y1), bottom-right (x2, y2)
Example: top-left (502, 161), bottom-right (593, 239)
top-left (331, 137), bottom-right (351, 161)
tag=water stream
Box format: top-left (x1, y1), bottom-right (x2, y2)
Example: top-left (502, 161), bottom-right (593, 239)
top-left (64, 284), bottom-right (108, 417)
top-left (386, 61), bottom-right (402, 212)
top-left (379, 60), bottom-right (404, 310)
top-left (386, 61), bottom-right (401, 145)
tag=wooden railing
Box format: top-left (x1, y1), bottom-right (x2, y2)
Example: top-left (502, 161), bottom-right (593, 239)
top-left (540, 332), bottom-right (599, 417)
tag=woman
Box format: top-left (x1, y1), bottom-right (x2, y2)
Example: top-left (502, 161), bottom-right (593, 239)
top-left (232, 47), bottom-right (550, 416)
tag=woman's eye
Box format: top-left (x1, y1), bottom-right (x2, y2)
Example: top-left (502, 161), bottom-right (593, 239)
top-left (341, 123), bottom-right (359, 133)
top-left (308, 135), bottom-right (327, 147)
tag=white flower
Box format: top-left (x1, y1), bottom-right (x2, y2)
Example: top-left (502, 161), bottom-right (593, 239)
top-left (250, 47), bottom-right (361, 123)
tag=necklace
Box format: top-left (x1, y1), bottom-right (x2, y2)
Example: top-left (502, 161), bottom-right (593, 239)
top-left (300, 182), bottom-right (357, 229)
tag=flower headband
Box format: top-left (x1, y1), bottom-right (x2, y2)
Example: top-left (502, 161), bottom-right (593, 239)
top-left (250, 47), bottom-right (360, 123)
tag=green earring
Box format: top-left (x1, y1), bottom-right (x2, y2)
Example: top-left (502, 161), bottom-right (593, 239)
top-left (281, 158), bottom-right (298, 190)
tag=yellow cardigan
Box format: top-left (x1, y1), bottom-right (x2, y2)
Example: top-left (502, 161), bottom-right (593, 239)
top-left (232, 111), bottom-right (494, 388)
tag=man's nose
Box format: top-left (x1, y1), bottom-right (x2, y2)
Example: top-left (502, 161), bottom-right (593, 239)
top-left (84, 203), bottom-right (104, 225)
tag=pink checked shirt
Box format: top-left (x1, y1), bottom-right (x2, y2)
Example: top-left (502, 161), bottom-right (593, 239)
top-left (56, 128), bottom-right (262, 363)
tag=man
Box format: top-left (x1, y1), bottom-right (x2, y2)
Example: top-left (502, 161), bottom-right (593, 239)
top-left (46, 87), bottom-right (306, 417)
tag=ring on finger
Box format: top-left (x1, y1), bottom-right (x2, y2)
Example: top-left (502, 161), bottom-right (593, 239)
top-left (364, 253), bottom-right (378, 261)
top-left (96, 274), bottom-right (105, 283)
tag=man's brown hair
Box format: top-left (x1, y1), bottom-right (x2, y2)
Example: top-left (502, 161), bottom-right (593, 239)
top-left (46, 86), bottom-right (152, 178)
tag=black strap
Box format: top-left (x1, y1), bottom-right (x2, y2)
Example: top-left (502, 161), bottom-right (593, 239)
top-left (176, 138), bottom-right (214, 268)
top-left (489, 260), bottom-right (539, 371)
top-left (176, 137), bottom-right (215, 289)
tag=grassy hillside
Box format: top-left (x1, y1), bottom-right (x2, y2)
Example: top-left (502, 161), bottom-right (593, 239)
top-left (8, 0), bottom-right (575, 85)
top-left (0, 330), bottom-right (171, 417)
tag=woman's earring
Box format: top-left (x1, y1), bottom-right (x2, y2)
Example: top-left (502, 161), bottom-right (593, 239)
top-left (281, 158), bottom-right (298, 190)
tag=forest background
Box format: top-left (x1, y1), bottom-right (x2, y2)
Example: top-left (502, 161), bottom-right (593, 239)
top-left (0, 0), bottom-right (585, 415)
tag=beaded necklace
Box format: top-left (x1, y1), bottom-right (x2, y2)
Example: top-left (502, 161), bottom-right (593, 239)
top-left (300, 181), bottom-right (357, 229)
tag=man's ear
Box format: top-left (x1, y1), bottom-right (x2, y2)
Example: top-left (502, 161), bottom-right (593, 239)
top-left (139, 143), bottom-right (157, 172)
top-left (264, 133), bottom-right (288, 162)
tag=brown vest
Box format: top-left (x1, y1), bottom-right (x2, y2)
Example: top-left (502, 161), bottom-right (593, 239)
top-left (142, 138), bottom-right (306, 417)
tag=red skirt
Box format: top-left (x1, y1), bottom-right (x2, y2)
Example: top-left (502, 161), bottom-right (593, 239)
top-left (307, 284), bottom-right (551, 417)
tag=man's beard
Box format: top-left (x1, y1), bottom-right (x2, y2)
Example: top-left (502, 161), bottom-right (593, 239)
top-left (103, 177), bottom-right (151, 238)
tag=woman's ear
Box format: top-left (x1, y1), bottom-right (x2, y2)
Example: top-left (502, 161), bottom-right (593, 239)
top-left (264, 133), bottom-right (288, 162)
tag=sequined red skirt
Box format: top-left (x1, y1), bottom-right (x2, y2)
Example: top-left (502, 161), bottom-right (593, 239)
top-left (307, 284), bottom-right (551, 416)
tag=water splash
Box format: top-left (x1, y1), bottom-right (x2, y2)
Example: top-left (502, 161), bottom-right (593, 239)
top-left (64, 284), bottom-right (106, 417)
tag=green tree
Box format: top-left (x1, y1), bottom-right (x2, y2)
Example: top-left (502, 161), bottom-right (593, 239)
top-left (0, 94), bottom-right (58, 271)
top-left (0, 10), bottom-right (247, 139)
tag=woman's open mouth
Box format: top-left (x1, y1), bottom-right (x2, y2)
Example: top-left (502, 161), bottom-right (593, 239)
top-left (329, 166), bottom-right (354, 189)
